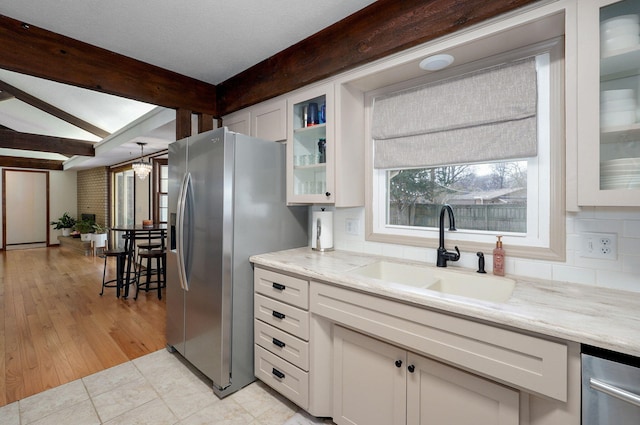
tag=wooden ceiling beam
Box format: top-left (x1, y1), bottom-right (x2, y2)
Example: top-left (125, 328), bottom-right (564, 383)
top-left (0, 79), bottom-right (110, 138)
top-left (0, 129), bottom-right (95, 156)
top-left (0, 14), bottom-right (217, 116)
top-left (217, 0), bottom-right (538, 115)
top-left (0, 155), bottom-right (63, 170)
top-left (0, 90), bottom-right (13, 101)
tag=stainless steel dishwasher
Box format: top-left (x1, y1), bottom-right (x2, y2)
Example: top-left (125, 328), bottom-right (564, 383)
top-left (582, 345), bottom-right (640, 424)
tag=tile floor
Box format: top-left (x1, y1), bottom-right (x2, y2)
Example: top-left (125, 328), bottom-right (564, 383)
top-left (0, 349), bottom-right (336, 425)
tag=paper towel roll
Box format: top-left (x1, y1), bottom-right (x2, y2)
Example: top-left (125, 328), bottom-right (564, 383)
top-left (312, 210), bottom-right (334, 251)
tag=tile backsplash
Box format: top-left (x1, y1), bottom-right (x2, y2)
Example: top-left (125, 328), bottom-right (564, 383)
top-left (330, 206), bottom-right (640, 293)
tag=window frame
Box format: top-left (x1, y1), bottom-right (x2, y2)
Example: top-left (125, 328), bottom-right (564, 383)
top-left (364, 38), bottom-right (566, 261)
top-left (153, 158), bottom-right (168, 225)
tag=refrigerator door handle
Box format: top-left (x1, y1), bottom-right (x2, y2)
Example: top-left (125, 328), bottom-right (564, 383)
top-left (176, 172), bottom-right (192, 291)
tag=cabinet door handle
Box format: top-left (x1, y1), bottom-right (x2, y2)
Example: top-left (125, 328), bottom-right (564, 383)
top-left (395, 360), bottom-right (403, 368)
top-left (407, 365), bottom-right (415, 373)
top-left (272, 310), bottom-right (286, 320)
top-left (272, 368), bottom-right (285, 379)
top-left (272, 338), bottom-right (286, 348)
top-left (325, 192), bottom-right (331, 197)
top-left (272, 282), bottom-right (286, 291)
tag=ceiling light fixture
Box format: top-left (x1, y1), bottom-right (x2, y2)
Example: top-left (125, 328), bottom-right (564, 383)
top-left (132, 142), bottom-right (152, 180)
top-left (419, 54), bottom-right (455, 71)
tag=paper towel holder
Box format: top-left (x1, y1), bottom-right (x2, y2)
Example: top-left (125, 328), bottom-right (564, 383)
top-left (312, 208), bottom-right (334, 252)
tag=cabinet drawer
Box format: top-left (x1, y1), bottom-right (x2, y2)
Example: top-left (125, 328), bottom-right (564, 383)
top-left (255, 345), bottom-right (309, 409)
top-left (311, 281), bottom-right (567, 402)
top-left (255, 319), bottom-right (309, 371)
top-left (255, 267), bottom-right (309, 309)
top-left (255, 293), bottom-right (309, 340)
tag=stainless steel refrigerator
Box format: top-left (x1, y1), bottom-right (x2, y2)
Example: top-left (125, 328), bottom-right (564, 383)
top-left (166, 127), bottom-right (308, 397)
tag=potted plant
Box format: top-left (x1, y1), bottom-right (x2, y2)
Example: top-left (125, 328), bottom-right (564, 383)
top-left (74, 220), bottom-right (94, 242)
top-left (50, 212), bottom-right (77, 237)
top-left (92, 223), bottom-right (109, 252)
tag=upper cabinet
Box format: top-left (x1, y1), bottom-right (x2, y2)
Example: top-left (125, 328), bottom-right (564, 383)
top-left (252, 98), bottom-right (287, 142)
top-left (286, 83), bottom-right (364, 206)
top-left (287, 84), bottom-right (334, 204)
top-left (577, 0), bottom-right (640, 206)
top-left (222, 109), bottom-right (250, 136)
top-left (222, 98), bottom-right (287, 142)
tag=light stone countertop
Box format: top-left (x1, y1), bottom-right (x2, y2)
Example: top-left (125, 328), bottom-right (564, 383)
top-left (250, 247), bottom-right (640, 358)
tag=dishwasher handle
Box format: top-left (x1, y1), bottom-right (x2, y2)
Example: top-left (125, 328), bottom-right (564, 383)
top-left (590, 378), bottom-right (640, 408)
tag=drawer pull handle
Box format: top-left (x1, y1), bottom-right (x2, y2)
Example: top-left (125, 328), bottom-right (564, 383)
top-left (272, 311), bottom-right (286, 320)
top-left (272, 368), bottom-right (285, 379)
top-left (272, 282), bottom-right (286, 291)
top-left (272, 338), bottom-right (286, 348)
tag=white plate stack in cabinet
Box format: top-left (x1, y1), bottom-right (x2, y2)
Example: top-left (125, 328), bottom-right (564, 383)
top-left (576, 0), bottom-right (640, 206)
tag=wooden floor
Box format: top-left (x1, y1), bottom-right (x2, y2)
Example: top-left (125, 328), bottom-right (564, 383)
top-left (0, 246), bottom-right (166, 407)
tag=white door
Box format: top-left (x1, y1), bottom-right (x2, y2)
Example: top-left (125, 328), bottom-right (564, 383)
top-left (4, 170), bottom-right (48, 246)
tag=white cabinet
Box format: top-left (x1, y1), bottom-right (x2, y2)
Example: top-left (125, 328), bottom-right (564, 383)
top-left (222, 98), bottom-right (286, 142)
top-left (287, 84), bottom-right (334, 204)
top-left (333, 326), bottom-right (407, 425)
top-left (286, 83), bottom-right (364, 206)
top-left (222, 109), bottom-right (250, 136)
top-left (251, 98), bottom-right (287, 142)
top-left (577, 0), bottom-right (640, 205)
top-left (333, 325), bottom-right (519, 425)
top-left (253, 267), bottom-right (331, 415)
top-left (254, 268), bottom-right (310, 408)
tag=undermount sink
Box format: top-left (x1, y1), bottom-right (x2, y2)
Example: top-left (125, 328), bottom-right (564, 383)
top-left (349, 260), bottom-right (439, 288)
top-left (350, 261), bottom-right (516, 303)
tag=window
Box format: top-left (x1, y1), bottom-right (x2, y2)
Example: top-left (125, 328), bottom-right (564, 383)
top-left (154, 159), bottom-right (168, 225)
top-left (366, 40), bottom-right (565, 260)
top-left (387, 161), bottom-right (528, 233)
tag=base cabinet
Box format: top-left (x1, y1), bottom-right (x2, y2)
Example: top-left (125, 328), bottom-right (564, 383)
top-left (406, 350), bottom-right (519, 425)
top-left (333, 325), bottom-right (520, 425)
top-left (333, 326), bottom-right (407, 425)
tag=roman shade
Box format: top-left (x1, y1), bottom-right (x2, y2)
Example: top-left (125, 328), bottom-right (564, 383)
top-left (372, 57), bottom-right (538, 169)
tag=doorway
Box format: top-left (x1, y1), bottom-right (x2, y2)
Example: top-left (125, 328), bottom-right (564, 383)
top-left (2, 169), bottom-right (49, 250)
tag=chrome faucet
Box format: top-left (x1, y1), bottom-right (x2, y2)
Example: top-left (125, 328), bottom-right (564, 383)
top-left (437, 204), bottom-right (460, 267)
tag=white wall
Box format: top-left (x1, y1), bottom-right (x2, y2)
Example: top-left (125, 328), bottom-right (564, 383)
top-left (332, 206), bottom-right (640, 293)
top-left (48, 170), bottom-right (78, 246)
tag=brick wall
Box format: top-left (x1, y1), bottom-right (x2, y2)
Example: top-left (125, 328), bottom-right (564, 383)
top-left (77, 167), bottom-right (109, 227)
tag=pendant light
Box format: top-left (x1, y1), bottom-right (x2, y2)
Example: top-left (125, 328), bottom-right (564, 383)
top-left (132, 142), bottom-right (152, 179)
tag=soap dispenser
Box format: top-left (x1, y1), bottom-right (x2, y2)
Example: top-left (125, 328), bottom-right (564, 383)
top-left (493, 235), bottom-right (505, 276)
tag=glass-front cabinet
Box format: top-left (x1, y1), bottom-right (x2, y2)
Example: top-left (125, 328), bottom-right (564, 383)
top-left (578, 0), bottom-right (640, 205)
top-left (287, 84), bottom-right (335, 204)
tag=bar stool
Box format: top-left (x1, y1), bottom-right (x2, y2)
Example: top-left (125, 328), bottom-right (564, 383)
top-left (100, 247), bottom-right (129, 298)
top-left (134, 248), bottom-right (165, 300)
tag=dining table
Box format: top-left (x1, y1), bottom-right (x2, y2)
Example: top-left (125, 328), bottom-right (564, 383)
top-left (110, 223), bottom-right (168, 298)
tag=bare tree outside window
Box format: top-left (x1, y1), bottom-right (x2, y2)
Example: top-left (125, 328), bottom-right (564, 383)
top-left (387, 161), bottom-right (528, 233)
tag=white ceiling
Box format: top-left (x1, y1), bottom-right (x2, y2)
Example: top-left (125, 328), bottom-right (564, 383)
top-left (0, 0), bottom-right (377, 169)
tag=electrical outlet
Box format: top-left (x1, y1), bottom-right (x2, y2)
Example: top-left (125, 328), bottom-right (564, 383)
top-left (579, 232), bottom-right (617, 260)
top-left (345, 218), bottom-right (360, 235)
